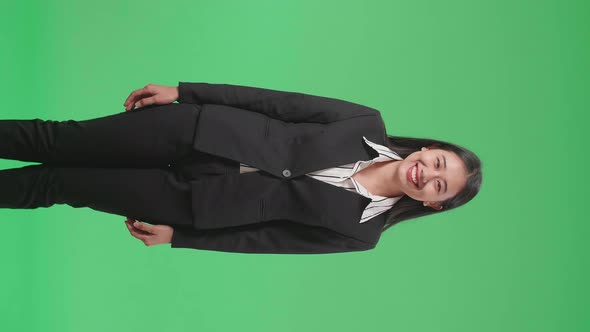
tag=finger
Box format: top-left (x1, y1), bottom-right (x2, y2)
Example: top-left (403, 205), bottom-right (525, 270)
top-left (135, 96), bottom-right (157, 108)
top-left (126, 221), bottom-right (151, 241)
top-left (127, 220), bottom-right (151, 235)
top-left (125, 219), bottom-right (151, 236)
top-left (124, 88), bottom-right (143, 109)
top-left (125, 88), bottom-right (152, 110)
top-left (124, 87), bottom-right (148, 106)
top-left (133, 221), bottom-right (154, 233)
top-left (125, 219), bottom-right (140, 236)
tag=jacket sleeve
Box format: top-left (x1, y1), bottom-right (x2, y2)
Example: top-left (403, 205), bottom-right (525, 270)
top-left (170, 219), bottom-right (376, 254)
top-left (176, 81), bottom-right (379, 123)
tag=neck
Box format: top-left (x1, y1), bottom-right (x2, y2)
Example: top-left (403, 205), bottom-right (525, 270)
top-left (363, 160), bottom-right (405, 197)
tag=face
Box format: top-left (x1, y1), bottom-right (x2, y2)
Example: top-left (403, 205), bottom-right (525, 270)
top-left (397, 147), bottom-right (468, 210)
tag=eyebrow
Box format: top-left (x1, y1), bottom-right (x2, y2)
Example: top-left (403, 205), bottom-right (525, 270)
top-left (443, 155), bottom-right (448, 194)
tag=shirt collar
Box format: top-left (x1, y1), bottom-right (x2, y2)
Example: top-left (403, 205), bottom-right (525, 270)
top-left (352, 136), bottom-right (404, 200)
top-left (362, 136), bottom-right (402, 162)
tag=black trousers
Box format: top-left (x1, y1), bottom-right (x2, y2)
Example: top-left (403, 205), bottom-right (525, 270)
top-left (0, 103), bottom-right (239, 228)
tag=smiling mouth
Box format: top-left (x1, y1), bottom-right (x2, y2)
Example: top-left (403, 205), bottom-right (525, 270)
top-left (407, 163), bottom-right (419, 189)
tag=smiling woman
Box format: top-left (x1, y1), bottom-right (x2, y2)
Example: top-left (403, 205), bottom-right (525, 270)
top-left (351, 147), bottom-right (469, 207)
top-left (0, 82), bottom-right (483, 254)
top-left (377, 135), bottom-right (482, 233)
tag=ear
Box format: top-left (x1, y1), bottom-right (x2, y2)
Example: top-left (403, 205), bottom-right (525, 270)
top-left (421, 147), bottom-right (428, 151)
top-left (423, 201), bottom-right (443, 210)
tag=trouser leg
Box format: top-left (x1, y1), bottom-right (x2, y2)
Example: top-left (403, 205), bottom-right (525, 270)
top-left (0, 103), bottom-right (200, 167)
top-left (0, 164), bottom-right (193, 227)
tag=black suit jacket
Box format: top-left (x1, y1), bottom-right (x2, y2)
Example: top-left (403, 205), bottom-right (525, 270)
top-left (170, 82), bottom-right (392, 254)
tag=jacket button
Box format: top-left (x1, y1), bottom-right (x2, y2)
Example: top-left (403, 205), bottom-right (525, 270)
top-left (282, 169), bottom-right (292, 177)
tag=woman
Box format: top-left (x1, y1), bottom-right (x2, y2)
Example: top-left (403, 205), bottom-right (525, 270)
top-left (0, 82), bottom-right (482, 254)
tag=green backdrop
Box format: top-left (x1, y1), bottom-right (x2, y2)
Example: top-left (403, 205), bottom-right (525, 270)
top-left (1, 0), bottom-right (587, 331)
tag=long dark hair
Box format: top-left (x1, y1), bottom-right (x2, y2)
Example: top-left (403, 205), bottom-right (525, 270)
top-left (379, 134), bottom-right (483, 233)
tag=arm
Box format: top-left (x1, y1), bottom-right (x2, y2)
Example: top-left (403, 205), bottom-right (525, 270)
top-left (177, 81), bottom-right (379, 123)
top-left (170, 219), bottom-right (376, 254)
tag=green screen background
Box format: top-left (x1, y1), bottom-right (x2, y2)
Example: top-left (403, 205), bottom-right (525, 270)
top-left (1, 0), bottom-right (587, 331)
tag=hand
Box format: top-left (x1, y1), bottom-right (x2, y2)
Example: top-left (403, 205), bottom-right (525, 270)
top-left (124, 217), bottom-right (174, 246)
top-left (123, 83), bottom-right (179, 111)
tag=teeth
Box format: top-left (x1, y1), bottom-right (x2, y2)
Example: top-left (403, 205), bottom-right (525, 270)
top-left (411, 165), bottom-right (418, 185)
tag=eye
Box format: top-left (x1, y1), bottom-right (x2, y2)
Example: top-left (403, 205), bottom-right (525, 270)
top-left (436, 158), bottom-right (440, 168)
top-left (437, 181), bottom-right (441, 192)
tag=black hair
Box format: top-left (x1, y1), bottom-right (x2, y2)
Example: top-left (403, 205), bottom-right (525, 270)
top-left (379, 135), bottom-right (483, 233)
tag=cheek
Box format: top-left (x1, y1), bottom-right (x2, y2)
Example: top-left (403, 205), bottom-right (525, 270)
top-left (427, 184), bottom-right (440, 198)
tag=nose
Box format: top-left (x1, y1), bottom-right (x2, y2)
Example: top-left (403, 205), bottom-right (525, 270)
top-left (421, 167), bottom-right (442, 186)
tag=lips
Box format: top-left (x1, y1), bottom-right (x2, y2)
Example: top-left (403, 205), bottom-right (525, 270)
top-left (407, 163), bottom-right (419, 189)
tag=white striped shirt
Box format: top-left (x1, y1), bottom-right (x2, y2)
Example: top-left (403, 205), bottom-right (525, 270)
top-left (239, 136), bottom-right (404, 223)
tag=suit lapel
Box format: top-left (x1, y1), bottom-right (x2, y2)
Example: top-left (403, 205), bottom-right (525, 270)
top-left (188, 111), bottom-right (389, 244)
top-left (188, 132), bottom-right (387, 244)
top-left (189, 170), bottom-right (385, 244)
